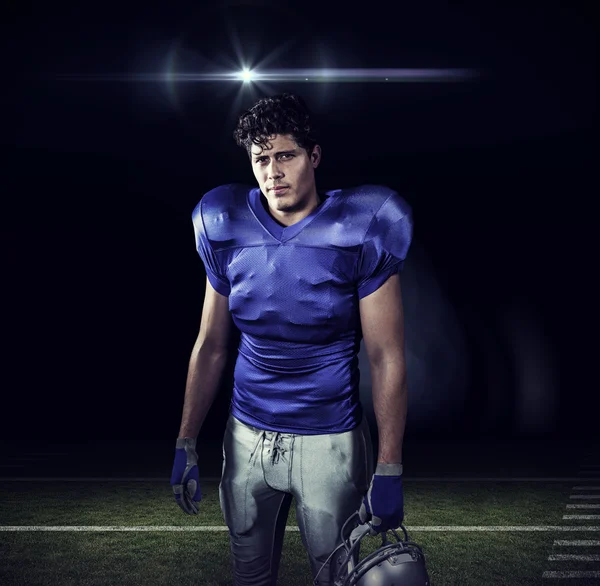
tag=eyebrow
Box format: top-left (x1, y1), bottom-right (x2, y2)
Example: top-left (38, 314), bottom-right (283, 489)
top-left (253, 149), bottom-right (297, 160)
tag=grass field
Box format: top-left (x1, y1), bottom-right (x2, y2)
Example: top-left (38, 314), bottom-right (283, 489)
top-left (1, 440), bottom-right (599, 585)
top-left (1, 480), bottom-right (600, 585)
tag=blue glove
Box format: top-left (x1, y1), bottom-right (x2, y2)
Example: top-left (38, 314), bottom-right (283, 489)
top-left (358, 463), bottom-right (404, 533)
top-left (170, 437), bottom-right (202, 515)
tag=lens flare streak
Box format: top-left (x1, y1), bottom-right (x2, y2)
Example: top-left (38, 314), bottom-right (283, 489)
top-left (54, 68), bottom-right (477, 83)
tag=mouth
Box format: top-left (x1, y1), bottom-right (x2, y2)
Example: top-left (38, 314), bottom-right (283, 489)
top-left (271, 186), bottom-right (289, 195)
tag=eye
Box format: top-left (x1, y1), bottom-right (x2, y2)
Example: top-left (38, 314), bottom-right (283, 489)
top-left (255, 154), bottom-right (294, 165)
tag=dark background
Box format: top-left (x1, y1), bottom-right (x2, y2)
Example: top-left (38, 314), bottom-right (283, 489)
top-left (4, 0), bottom-right (597, 445)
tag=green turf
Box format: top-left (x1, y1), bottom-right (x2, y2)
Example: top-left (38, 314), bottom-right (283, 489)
top-left (2, 531), bottom-right (599, 585)
top-left (1, 481), bottom-right (599, 585)
top-left (0, 481), bottom-right (582, 526)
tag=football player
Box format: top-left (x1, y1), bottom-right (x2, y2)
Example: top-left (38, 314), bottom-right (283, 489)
top-left (171, 93), bottom-right (412, 586)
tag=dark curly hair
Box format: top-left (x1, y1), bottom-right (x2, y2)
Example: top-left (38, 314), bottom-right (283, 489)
top-left (233, 93), bottom-right (319, 159)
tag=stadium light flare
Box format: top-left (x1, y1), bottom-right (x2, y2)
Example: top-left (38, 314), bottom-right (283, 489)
top-left (53, 67), bottom-right (478, 83)
top-left (237, 68), bottom-right (254, 82)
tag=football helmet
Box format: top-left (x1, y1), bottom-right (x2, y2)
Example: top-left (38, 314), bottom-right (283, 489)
top-left (314, 511), bottom-right (430, 586)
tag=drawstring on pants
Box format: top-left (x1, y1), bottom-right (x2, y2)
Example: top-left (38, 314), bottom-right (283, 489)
top-left (248, 430), bottom-right (288, 466)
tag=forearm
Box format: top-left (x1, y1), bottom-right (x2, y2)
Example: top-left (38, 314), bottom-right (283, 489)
top-left (370, 359), bottom-right (408, 465)
top-left (178, 342), bottom-right (229, 438)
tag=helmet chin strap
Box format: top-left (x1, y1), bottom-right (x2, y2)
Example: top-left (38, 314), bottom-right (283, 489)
top-left (313, 511), bottom-right (367, 586)
top-left (316, 511), bottom-right (421, 586)
top-left (332, 513), bottom-right (417, 586)
top-left (345, 522), bottom-right (371, 574)
top-left (332, 513), bottom-right (373, 586)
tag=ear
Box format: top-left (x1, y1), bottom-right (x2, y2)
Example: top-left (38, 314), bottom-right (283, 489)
top-left (311, 145), bottom-right (322, 168)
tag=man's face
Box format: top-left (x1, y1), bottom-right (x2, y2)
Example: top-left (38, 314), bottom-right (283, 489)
top-left (250, 134), bottom-right (321, 219)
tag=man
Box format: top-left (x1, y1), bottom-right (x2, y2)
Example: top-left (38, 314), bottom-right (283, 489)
top-left (171, 93), bottom-right (412, 586)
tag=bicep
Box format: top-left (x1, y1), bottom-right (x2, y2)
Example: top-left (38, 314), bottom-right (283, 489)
top-left (196, 276), bottom-right (234, 352)
top-left (359, 273), bottom-right (406, 365)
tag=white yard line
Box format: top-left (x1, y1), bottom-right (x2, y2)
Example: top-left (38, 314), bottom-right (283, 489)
top-left (2, 525), bottom-right (600, 532)
top-left (543, 571), bottom-right (600, 579)
top-left (570, 495), bottom-right (600, 499)
top-left (553, 540), bottom-right (600, 546)
top-left (548, 554), bottom-right (600, 561)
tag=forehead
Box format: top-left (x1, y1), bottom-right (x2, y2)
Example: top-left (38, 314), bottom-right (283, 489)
top-left (251, 134), bottom-right (298, 157)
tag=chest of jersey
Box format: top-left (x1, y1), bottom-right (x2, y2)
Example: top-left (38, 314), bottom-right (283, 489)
top-left (195, 183), bottom-right (411, 346)
top-left (226, 242), bottom-right (360, 344)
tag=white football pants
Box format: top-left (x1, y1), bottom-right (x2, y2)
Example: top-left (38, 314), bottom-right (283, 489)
top-left (219, 412), bottom-right (374, 586)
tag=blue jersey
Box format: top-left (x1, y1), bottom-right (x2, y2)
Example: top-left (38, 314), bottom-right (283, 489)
top-left (192, 184), bottom-right (413, 434)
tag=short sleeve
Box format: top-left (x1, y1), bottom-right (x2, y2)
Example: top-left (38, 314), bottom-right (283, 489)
top-left (356, 192), bottom-right (413, 299)
top-left (191, 199), bottom-right (231, 297)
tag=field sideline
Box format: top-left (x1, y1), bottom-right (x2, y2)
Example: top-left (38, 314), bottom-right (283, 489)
top-left (2, 476), bottom-right (600, 585)
top-left (2, 439), bottom-right (599, 584)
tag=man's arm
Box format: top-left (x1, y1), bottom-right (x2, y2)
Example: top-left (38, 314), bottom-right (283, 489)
top-left (178, 277), bottom-right (234, 438)
top-left (359, 273), bottom-right (408, 464)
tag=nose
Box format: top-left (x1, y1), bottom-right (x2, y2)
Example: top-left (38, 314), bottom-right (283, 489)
top-left (267, 160), bottom-right (283, 180)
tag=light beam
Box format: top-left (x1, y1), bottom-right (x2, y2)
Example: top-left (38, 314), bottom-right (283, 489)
top-left (54, 67), bottom-right (478, 83)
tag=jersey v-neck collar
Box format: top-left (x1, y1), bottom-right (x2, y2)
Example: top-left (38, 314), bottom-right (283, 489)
top-left (248, 187), bottom-right (332, 243)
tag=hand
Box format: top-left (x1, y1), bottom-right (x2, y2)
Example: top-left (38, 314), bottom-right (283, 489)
top-left (170, 437), bottom-right (202, 514)
top-left (358, 463), bottom-right (404, 533)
